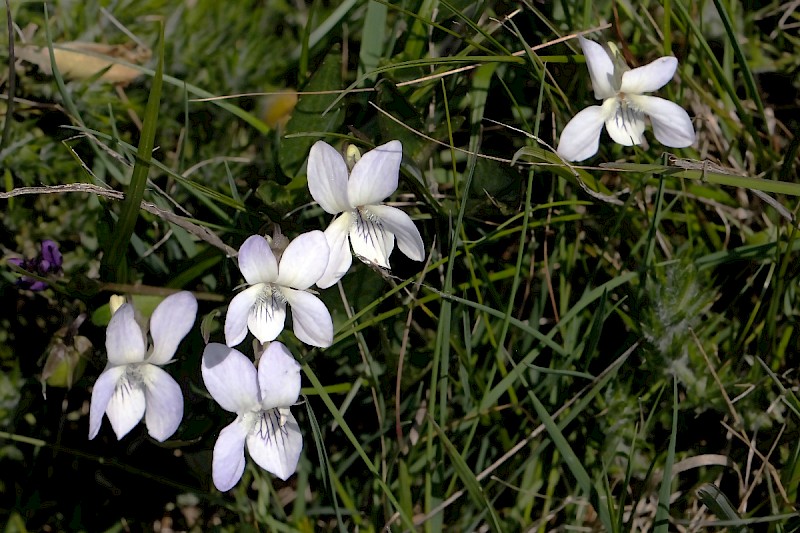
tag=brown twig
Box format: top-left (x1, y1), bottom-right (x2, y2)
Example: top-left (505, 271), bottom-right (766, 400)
top-left (99, 282), bottom-right (224, 302)
top-left (0, 183), bottom-right (238, 257)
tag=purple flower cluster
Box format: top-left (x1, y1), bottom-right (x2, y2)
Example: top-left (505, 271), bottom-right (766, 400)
top-left (8, 240), bottom-right (63, 291)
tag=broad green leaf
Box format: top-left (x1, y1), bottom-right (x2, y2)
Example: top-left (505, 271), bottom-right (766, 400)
top-left (279, 47), bottom-right (345, 178)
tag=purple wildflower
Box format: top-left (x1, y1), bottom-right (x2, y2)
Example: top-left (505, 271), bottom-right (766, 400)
top-left (40, 240), bottom-right (63, 272)
top-left (7, 240), bottom-right (64, 291)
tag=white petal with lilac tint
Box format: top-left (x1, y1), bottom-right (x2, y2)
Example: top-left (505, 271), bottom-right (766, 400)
top-left (620, 57), bottom-right (677, 94)
top-left (349, 209), bottom-right (395, 268)
top-left (556, 105), bottom-right (608, 162)
top-left (201, 343), bottom-right (260, 413)
top-left (143, 365), bottom-right (185, 442)
top-left (105, 304), bottom-right (146, 365)
top-left (247, 286), bottom-right (287, 344)
top-left (246, 408), bottom-right (303, 481)
top-left (579, 37), bottom-right (616, 99)
top-left (148, 291), bottom-right (198, 365)
top-left (603, 98), bottom-right (646, 146)
top-left (633, 95), bottom-right (696, 147)
top-left (307, 141), bottom-right (352, 214)
top-left (368, 204), bottom-right (425, 262)
top-left (258, 342), bottom-right (301, 409)
top-left (212, 421), bottom-right (249, 491)
top-left (348, 140), bottom-right (403, 206)
top-left (275, 231), bottom-right (329, 290)
top-left (105, 374), bottom-right (147, 440)
top-left (237, 235), bottom-right (279, 285)
top-left (88, 365), bottom-right (126, 439)
top-left (317, 213), bottom-right (354, 289)
top-left (283, 288), bottom-right (333, 347)
top-left (224, 284), bottom-right (264, 347)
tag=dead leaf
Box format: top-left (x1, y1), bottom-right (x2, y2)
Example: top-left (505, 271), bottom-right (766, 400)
top-left (17, 41), bottom-right (151, 85)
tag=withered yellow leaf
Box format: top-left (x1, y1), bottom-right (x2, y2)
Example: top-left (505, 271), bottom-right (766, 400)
top-left (263, 90), bottom-right (298, 129)
top-left (17, 41), bottom-right (151, 85)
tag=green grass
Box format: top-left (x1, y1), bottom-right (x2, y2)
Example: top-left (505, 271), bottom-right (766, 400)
top-left (1, 0), bottom-right (800, 531)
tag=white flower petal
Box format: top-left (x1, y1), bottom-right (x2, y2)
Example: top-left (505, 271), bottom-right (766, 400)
top-left (275, 231), bottom-right (329, 290)
top-left (348, 140), bottom-right (403, 207)
top-left (367, 204), bottom-right (425, 262)
top-left (142, 365), bottom-right (184, 441)
top-left (349, 209), bottom-right (394, 268)
top-left (579, 37), bottom-right (616, 100)
top-left (106, 304), bottom-right (146, 365)
top-left (317, 212), bottom-right (353, 289)
top-left (200, 342), bottom-right (260, 413)
top-left (237, 235), bottom-right (279, 285)
top-left (620, 56), bottom-right (677, 94)
top-left (148, 291), bottom-right (197, 365)
top-left (556, 105), bottom-right (608, 161)
top-left (224, 284), bottom-right (263, 347)
top-left (633, 95), bottom-right (696, 147)
top-left (201, 343), bottom-right (260, 413)
top-left (283, 288), bottom-right (333, 348)
top-left (105, 370), bottom-right (146, 440)
top-left (88, 365), bottom-right (126, 439)
top-left (248, 287), bottom-right (287, 344)
top-left (246, 408), bottom-right (302, 481)
top-left (307, 141), bottom-right (352, 214)
top-left (212, 420), bottom-right (249, 491)
top-left (604, 98), bottom-right (646, 146)
top-left (257, 342), bottom-right (301, 410)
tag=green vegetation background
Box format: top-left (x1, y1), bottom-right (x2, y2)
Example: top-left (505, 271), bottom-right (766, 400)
top-left (1, 0), bottom-right (799, 531)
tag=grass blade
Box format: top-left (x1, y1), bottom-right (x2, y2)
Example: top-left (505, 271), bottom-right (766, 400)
top-left (710, 0), bottom-right (767, 128)
top-left (429, 418), bottom-right (503, 533)
top-left (527, 388), bottom-right (613, 531)
top-left (654, 378), bottom-right (679, 532)
top-left (99, 21), bottom-right (165, 282)
top-left (302, 363), bottom-right (414, 530)
top-left (696, 483), bottom-right (746, 532)
top-left (359, 0), bottom-right (387, 83)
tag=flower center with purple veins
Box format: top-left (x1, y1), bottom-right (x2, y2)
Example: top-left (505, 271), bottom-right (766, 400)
top-left (241, 408), bottom-right (290, 445)
top-left (613, 97), bottom-right (644, 139)
top-left (353, 207), bottom-right (386, 248)
top-left (117, 364), bottom-right (144, 396)
top-left (255, 408), bottom-right (290, 443)
top-left (253, 283), bottom-right (287, 321)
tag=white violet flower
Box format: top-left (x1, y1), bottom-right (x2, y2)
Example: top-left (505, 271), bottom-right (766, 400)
top-left (556, 36), bottom-right (696, 162)
top-left (201, 342), bottom-right (303, 491)
top-left (89, 291), bottom-right (197, 442)
top-left (224, 231), bottom-right (333, 348)
top-left (307, 140), bottom-right (425, 288)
